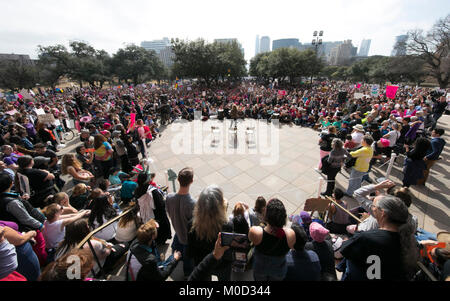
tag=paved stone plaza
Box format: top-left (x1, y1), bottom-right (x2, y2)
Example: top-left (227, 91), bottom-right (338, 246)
top-left (147, 116), bottom-right (449, 234)
top-left (143, 115), bottom-right (450, 281)
top-left (60, 115), bottom-right (450, 281)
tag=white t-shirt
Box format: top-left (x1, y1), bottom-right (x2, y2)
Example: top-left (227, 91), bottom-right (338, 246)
top-left (387, 130), bottom-right (400, 147)
top-left (92, 216), bottom-right (117, 242)
top-left (115, 220), bottom-right (137, 243)
top-left (43, 220), bottom-right (65, 249)
top-left (351, 132), bottom-right (364, 146)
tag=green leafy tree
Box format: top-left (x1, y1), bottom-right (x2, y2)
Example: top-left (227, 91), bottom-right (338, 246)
top-left (36, 44), bottom-right (71, 89)
top-left (112, 44), bottom-right (163, 85)
top-left (0, 60), bottom-right (38, 91)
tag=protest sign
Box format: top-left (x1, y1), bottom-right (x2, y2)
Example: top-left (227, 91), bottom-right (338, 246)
top-left (354, 93), bottom-right (364, 99)
top-left (127, 113), bottom-right (136, 133)
top-left (35, 108), bottom-right (46, 115)
top-left (19, 89), bottom-right (34, 100)
top-left (38, 114), bottom-right (56, 124)
top-left (386, 85), bottom-right (399, 99)
top-left (278, 90), bottom-right (286, 96)
top-left (187, 87), bottom-right (192, 91)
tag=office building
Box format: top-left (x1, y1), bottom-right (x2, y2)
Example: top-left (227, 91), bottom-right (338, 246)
top-left (391, 35), bottom-right (408, 56)
top-left (255, 35), bottom-right (260, 55)
top-left (214, 38), bottom-right (245, 56)
top-left (272, 38), bottom-right (300, 51)
top-left (358, 39), bottom-right (371, 57)
top-left (141, 37), bottom-right (171, 54)
top-left (329, 40), bottom-right (357, 65)
top-left (260, 36), bottom-right (271, 53)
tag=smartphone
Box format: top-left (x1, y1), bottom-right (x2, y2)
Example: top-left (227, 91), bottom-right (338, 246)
top-left (221, 232), bottom-right (235, 247)
top-left (220, 232), bottom-right (249, 249)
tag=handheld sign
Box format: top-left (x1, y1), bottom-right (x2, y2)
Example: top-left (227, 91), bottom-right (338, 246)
top-left (386, 85), bottom-right (399, 99)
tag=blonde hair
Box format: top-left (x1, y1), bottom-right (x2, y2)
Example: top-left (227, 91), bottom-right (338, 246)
top-left (42, 203), bottom-right (62, 221)
top-left (72, 184), bottom-right (87, 197)
top-left (136, 219), bottom-right (158, 244)
top-left (191, 185), bottom-right (227, 242)
top-left (61, 154), bottom-right (82, 175)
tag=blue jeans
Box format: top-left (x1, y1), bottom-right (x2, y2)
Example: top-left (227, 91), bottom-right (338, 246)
top-left (347, 168), bottom-right (367, 196)
top-left (171, 234), bottom-right (194, 277)
top-left (16, 242), bottom-right (41, 281)
top-left (252, 250), bottom-right (287, 281)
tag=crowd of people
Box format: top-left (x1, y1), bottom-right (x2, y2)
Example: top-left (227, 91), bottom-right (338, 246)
top-left (0, 79), bottom-right (449, 281)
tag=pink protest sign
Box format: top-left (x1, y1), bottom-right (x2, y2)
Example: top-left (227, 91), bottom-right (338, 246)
top-left (127, 113), bottom-right (136, 133)
top-left (386, 85), bottom-right (399, 99)
top-left (278, 90), bottom-right (286, 96)
top-left (356, 83), bottom-right (362, 89)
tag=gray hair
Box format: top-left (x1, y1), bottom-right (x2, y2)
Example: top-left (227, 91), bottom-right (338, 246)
top-left (376, 195), bottom-right (419, 278)
top-left (192, 185), bottom-right (227, 242)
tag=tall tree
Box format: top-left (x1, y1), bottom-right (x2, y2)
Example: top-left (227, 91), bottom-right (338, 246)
top-left (37, 44), bottom-right (71, 88)
top-left (112, 44), bottom-right (163, 84)
top-left (403, 14), bottom-right (450, 88)
top-left (0, 60), bottom-right (38, 91)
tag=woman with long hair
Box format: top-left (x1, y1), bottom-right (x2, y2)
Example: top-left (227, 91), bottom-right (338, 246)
top-left (134, 173), bottom-right (171, 245)
top-left (340, 195), bottom-right (419, 280)
top-left (115, 203), bottom-right (142, 243)
top-left (93, 134), bottom-right (114, 179)
top-left (88, 194), bottom-right (118, 243)
top-left (61, 154), bottom-right (94, 186)
top-left (248, 198), bottom-right (296, 281)
top-left (55, 219), bottom-right (127, 276)
top-left (187, 185), bottom-right (233, 280)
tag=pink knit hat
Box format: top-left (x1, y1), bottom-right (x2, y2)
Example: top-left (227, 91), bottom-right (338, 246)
top-left (309, 222), bottom-right (329, 243)
top-left (379, 138), bottom-right (390, 148)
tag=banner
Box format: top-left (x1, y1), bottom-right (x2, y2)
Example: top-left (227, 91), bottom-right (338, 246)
top-left (386, 85), bottom-right (399, 99)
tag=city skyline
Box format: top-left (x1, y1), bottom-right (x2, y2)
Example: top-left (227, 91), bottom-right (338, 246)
top-left (0, 0), bottom-right (448, 63)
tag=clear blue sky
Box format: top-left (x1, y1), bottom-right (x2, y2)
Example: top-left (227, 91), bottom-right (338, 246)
top-left (0, 0), bottom-right (448, 62)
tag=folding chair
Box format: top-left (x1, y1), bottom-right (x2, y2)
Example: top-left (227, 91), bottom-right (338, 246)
top-left (304, 197), bottom-right (332, 222)
top-left (211, 126), bottom-right (220, 144)
top-left (246, 126), bottom-right (256, 146)
top-left (16, 172), bottom-right (31, 196)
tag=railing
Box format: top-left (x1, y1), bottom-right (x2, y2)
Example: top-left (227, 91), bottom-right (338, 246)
top-left (77, 205), bottom-right (136, 279)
